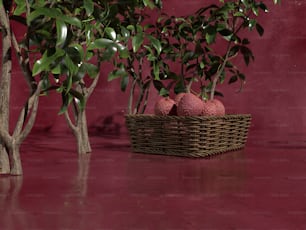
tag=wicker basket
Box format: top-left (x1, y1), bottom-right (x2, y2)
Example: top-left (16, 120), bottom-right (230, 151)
top-left (125, 114), bottom-right (251, 157)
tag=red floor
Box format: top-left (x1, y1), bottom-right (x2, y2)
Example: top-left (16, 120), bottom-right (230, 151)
top-left (1, 132), bottom-right (306, 230)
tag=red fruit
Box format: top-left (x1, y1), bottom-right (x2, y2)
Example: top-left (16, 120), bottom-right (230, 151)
top-left (211, 99), bottom-right (225, 116)
top-left (154, 97), bottom-right (176, 116)
top-left (177, 93), bottom-right (203, 116)
top-left (201, 100), bottom-right (218, 116)
top-left (174, 93), bottom-right (186, 105)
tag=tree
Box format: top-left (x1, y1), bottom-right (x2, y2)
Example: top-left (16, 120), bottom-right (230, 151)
top-left (108, 0), bottom-right (165, 114)
top-left (25, 0), bottom-right (161, 153)
top-left (11, 0), bottom-right (162, 154)
top-left (150, 0), bottom-right (282, 100)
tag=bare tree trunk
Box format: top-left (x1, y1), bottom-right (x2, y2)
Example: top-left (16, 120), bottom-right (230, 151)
top-left (65, 107), bottom-right (92, 154)
top-left (9, 143), bottom-right (22, 175)
top-left (79, 110), bottom-right (91, 153)
top-left (0, 145), bottom-right (10, 174)
top-left (0, 4), bottom-right (12, 174)
top-left (64, 77), bottom-right (100, 155)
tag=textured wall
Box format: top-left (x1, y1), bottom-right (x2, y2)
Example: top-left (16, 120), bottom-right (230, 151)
top-left (3, 1), bottom-right (306, 143)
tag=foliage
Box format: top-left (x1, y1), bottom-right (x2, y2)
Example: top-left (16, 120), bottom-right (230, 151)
top-left (108, 0), bottom-right (280, 113)
top-left (10, 0), bottom-right (280, 113)
top-left (12, 0), bottom-right (161, 114)
top-left (153, 0), bottom-right (281, 100)
top-left (107, 2), bottom-right (166, 114)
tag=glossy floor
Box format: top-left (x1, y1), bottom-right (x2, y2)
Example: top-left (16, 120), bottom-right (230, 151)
top-left (1, 133), bottom-right (306, 230)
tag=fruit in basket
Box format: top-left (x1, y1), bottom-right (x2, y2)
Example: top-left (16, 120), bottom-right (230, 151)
top-left (201, 99), bottom-right (225, 116)
top-left (201, 100), bottom-right (217, 116)
top-left (154, 97), bottom-right (176, 115)
top-left (177, 93), bottom-right (203, 116)
top-left (211, 99), bottom-right (225, 116)
top-left (174, 92), bottom-right (186, 105)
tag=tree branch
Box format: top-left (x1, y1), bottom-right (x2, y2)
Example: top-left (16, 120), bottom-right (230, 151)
top-left (64, 110), bottom-right (78, 134)
top-left (11, 31), bottom-right (36, 92)
top-left (15, 81), bottom-right (43, 144)
top-left (87, 72), bottom-right (100, 98)
top-left (128, 78), bottom-right (137, 114)
top-left (210, 44), bottom-right (231, 100)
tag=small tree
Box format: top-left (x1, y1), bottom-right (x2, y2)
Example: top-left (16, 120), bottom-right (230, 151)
top-left (152, 0), bottom-right (281, 100)
top-left (16, 0), bottom-right (162, 154)
top-left (108, 0), bottom-right (281, 114)
top-left (108, 0), bottom-right (164, 114)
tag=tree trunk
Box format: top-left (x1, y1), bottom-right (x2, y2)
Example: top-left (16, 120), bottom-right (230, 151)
top-left (9, 143), bottom-right (22, 176)
top-left (0, 145), bottom-right (10, 174)
top-left (0, 4), bottom-right (12, 174)
top-left (75, 110), bottom-right (91, 154)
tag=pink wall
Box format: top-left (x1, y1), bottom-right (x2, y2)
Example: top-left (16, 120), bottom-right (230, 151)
top-left (3, 1), bottom-right (306, 142)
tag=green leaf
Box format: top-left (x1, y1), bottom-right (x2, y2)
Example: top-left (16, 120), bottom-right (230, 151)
top-left (102, 45), bottom-right (117, 61)
top-left (51, 65), bottom-right (61, 75)
top-left (238, 73), bottom-right (246, 81)
top-left (108, 68), bottom-right (128, 81)
top-left (242, 38), bottom-right (250, 45)
top-left (64, 75), bottom-right (73, 94)
top-left (61, 16), bottom-right (82, 28)
top-left (58, 93), bottom-right (69, 114)
top-left (120, 26), bottom-right (130, 39)
top-left (153, 80), bottom-right (165, 92)
top-left (56, 20), bottom-right (68, 47)
top-left (69, 89), bottom-right (86, 111)
top-left (240, 46), bottom-right (254, 66)
top-left (82, 63), bottom-right (99, 78)
top-left (28, 8), bottom-right (61, 24)
top-left (218, 28), bottom-right (232, 37)
top-left (132, 33), bottom-right (144, 53)
top-left (255, 23), bottom-right (264, 36)
top-left (174, 80), bottom-right (186, 94)
top-left (234, 12), bottom-right (245, 17)
top-left (148, 35), bottom-right (162, 55)
top-left (88, 38), bottom-right (114, 50)
top-left (117, 44), bottom-right (129, 58)
top-left (252, 6), bottom-right (259, 16)
top-left (64, 54), bottom-right (79, 77)
top-left (258, 2), bottom-right (268, 12)
top-left (13, 0), bottom-right (26, 16)
top-left (248, 19), bottom-right (257, 30)
top-left (127, 25), bottom-right (135, 32)
top-left (153, 62), bottom-right (160, 80)
top-left (228, 75), bottom-right (238, 84)
top-left (229, 45), bottom-right (240, 57)
top-left (159, 88), bottom-right (169, 96)
top-left (28, 7), bottom-right (82, 28)
top-left (85, 50), bottom-right (94, 61)
top-left (205, 26), bottom-right (217, 44)
top-left (69, 44), bottom-right (84, 62)
top-left (32, 49), bottom-right (65, 76)
top-left (120, 74), bottom-right (129, 91)
top-left (105, 27), bottom-right (117, 41)
top-left (84, 0), bottom-right (94, 16)
top-left (182, 51), bottom-right (195, 64)
top-left (143, 0), bottom-right (155, 9)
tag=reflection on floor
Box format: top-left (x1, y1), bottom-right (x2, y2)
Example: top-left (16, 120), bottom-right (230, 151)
top-left (1, 133), bottom-right (306, 230)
